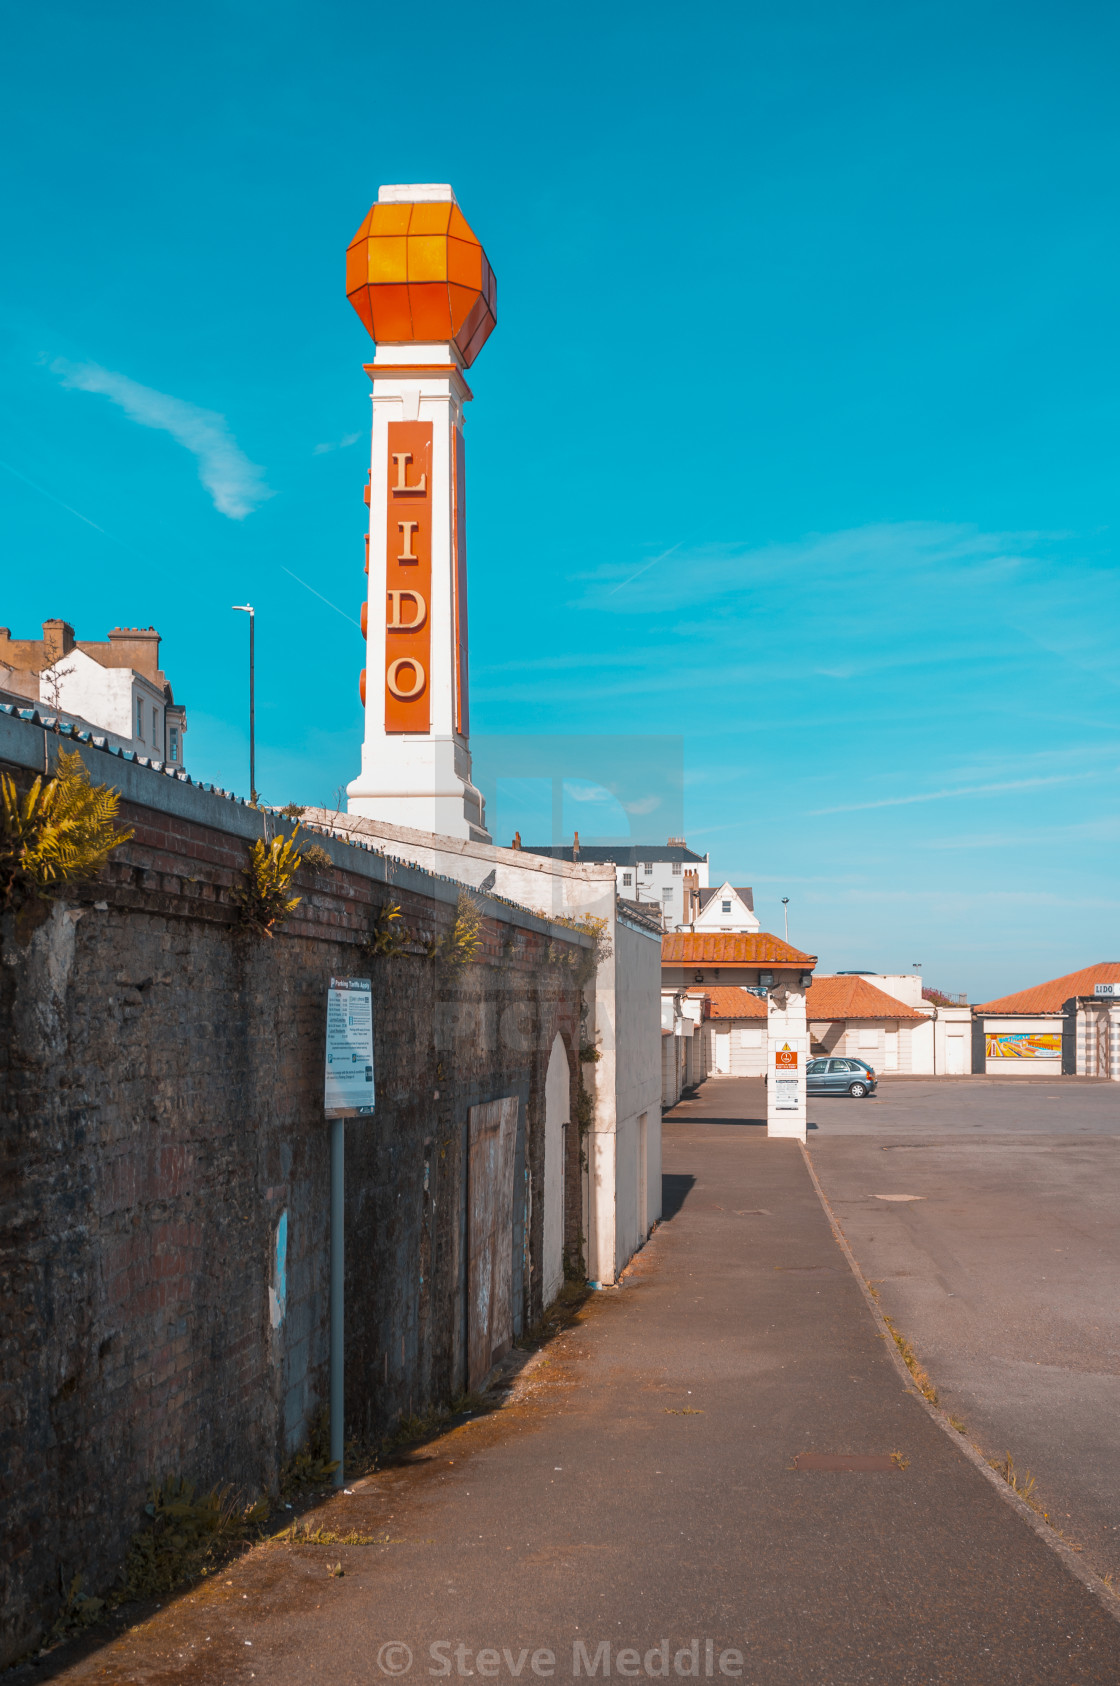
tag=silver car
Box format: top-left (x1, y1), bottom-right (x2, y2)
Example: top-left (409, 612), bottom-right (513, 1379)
top-left (806, 1057), bottom-right (877, 1098)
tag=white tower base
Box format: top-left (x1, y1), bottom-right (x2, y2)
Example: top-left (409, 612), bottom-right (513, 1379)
top-left (348, 735), bottom-right (489, 841)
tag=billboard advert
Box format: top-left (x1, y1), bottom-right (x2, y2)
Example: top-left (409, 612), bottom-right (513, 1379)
top-left (986, 1032), bottom-right (1061, 1060)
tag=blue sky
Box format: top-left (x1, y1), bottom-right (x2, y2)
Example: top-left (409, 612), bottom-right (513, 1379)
top-left (3, 0), bottom-right (1119, 999)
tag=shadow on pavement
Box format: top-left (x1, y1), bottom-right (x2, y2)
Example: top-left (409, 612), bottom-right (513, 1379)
top-left (660, 1172), bottom-right (696, 1219)
top-left (665, 1115), bottom-right (768, 1128)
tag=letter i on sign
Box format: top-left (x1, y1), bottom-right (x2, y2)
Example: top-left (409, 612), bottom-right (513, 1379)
top-left (384, 421), bottom-right (432, 733)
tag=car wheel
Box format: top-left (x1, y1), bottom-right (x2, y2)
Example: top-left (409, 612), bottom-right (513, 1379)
top-left (849, 1081), bottom-right (868, 1098)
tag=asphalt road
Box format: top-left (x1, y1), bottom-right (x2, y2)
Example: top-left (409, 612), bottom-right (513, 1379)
top-left (43, 1078), bottom-right (1120, 1685)
top-left (803, 1074), bottom-right (1120, 1584)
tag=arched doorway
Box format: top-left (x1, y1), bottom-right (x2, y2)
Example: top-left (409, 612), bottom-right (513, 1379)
top-left (542, 1033), bottom-right (569, 1308)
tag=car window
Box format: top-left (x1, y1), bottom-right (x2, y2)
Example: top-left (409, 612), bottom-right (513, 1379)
top-left (828, 1059), bottom-right (851, 1072)
top-left (807, 1060), bottom-right (825, 1074)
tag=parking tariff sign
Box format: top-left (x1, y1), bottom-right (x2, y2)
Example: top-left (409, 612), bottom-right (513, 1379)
top-left (774, 1042), bottom-right (800, 1111)
top-left (325, 978), bottom-right (375, 1116)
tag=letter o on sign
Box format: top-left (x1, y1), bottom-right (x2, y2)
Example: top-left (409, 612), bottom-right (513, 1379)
top-left (386, 657), bottom-right (426, 699)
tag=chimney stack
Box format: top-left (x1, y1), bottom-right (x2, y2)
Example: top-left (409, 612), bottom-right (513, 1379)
top-left (41, 619), bottom-right (75, 664)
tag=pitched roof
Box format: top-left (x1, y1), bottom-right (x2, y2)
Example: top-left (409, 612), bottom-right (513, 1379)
top-left (617, 898), bottom-right (665, 936)
top-left (697, 885), bottom-right (755, 912)
top-left (973, 962), bottom-right (1120, 1015)
top-left (687, 986), bottom-right (767, 1020)
top-left (806, 974), bottom-right (928, 1022)
top-left (662, 932), bottom-right (816, 966)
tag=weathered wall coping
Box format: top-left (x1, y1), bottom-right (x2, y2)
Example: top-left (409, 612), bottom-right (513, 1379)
top-left (0, 706), bottom-right (590, 952)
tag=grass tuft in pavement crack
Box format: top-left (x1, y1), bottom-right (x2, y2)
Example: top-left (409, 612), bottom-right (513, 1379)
top-left (990, 1451), bottom-right (1050, 1524)
top-left (881, 1314), bottom-right (939, 1405)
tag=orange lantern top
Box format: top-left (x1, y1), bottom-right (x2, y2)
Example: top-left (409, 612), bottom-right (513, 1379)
top-left (346, 187), bottom-right (497, 368)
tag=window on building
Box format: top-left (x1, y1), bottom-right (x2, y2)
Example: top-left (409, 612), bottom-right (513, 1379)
top-left (135, 698), bottom-right (144, 739)
top-left (169, 727), bottom-right (179, 763)
top-left (152, 708), bottom-right (159, 746)
top-left (672, 861), bottom-right (681, 876)
top-left (621, 871), bottom-right (632, 887)
top-left (662, 886), bottom-right (672, 902)
top-left (721, 899), bottom-right (732, 913)
top-left (642, 862), bottom-right (653, 876)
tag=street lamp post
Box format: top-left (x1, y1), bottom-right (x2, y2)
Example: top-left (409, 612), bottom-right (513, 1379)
top-left (232, 604), bottom-right (257, 804)
top-left (781, 896), bottom-right (790, 942)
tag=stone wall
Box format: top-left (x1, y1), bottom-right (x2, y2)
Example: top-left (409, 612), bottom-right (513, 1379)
top-left (0, 715), bottom-right (586, 1665)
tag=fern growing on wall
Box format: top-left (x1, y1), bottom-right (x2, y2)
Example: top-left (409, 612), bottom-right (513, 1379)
top-left (0, 748), bottom-right (133, 917)
top-left (233, 831), bottom-right (303, 938)
top-left (363, 898), bottom-right (411, 959)
top-left (434, 891), bottom-right (484, 969)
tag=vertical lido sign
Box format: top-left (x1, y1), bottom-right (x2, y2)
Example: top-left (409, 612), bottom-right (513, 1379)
top-left (385, 421), bottom-right (432, 734)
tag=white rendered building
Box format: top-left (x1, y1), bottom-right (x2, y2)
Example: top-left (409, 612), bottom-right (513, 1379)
top-left (0, 619), bottom-right (187, 767)
top-left (687, 878), bottom-right (760, 934)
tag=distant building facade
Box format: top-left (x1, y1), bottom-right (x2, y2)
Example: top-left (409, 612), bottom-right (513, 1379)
top-left (520, 840), bottom-right (709, 930)
top-left (683, 876), bottom-right (759, 933)
top-left (805, 976), bottom-right (933, 1073)
top-left (973, 962), bottom-right (1120, 1080)
top-left (661, 987), bottom-right (708, 1106)
top-left (0, 620), bottom-right (187, 767)
top-left (687, 985), bottom-right (768, 1076)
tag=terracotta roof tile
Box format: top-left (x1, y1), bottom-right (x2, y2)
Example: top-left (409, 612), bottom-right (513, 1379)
top-left (805, 975), bottom-right (928, 1022)
top-left (974, 962), bottom-right (1120, 1016)
top-left (662, 932), bottom-right (816, 966)
top-left (686, 986), bottom-right (768, 1020)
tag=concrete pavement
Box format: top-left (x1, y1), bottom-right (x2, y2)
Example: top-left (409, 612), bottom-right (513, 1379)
top-left (39, 1078), bottom-right (1120, 1686)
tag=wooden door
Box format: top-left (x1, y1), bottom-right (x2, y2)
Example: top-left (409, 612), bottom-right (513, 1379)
top-left (467, 1096), bottom-right (519, 1390)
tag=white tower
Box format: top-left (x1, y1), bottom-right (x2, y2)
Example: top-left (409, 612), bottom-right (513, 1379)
top-left (344, 184), bottom-right (496, 841)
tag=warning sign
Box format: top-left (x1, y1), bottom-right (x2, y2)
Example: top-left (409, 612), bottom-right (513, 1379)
top-left (774, 1043), bottom-right (798, 1070)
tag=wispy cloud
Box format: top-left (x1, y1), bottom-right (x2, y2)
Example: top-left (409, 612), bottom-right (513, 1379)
top-left (52, 358), bottom-right (272, 519)
top-left (808, 773), bottom-right (1094, 816)
top-left (313, 433), bottom-right (360, 456)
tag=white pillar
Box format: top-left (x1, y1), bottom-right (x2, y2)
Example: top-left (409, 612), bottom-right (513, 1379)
top-left (767, 983), bottom-right (809, 1141)
top-left (346, 344), bottom-right (489, 839)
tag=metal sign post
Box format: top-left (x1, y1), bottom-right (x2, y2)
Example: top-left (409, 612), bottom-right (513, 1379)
top-left (324, 977), bottom-right (375, 1487)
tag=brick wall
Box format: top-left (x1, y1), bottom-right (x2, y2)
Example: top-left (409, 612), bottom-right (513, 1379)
top-left (0, 719), bottom-right (586, 1665)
